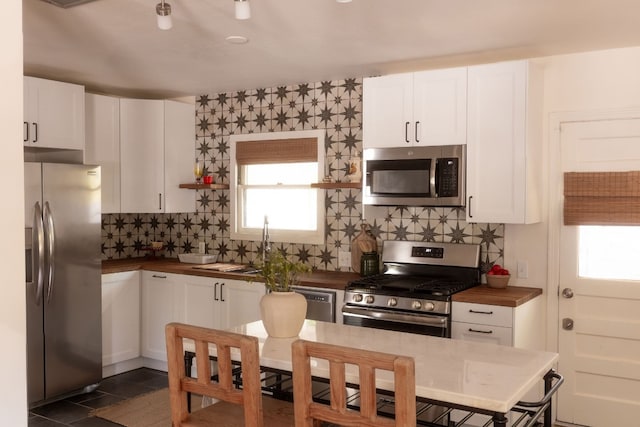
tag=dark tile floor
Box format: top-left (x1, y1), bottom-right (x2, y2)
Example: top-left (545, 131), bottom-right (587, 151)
top-left (28, 368), bottom-right (168, 427)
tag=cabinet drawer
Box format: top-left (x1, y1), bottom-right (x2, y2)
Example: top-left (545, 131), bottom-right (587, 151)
top-left (451, 321), bottom-right (513, 346)
top-left (452, 302), bottom-right (513, 327)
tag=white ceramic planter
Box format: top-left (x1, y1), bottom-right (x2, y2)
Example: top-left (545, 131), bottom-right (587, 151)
top-left (260, 291), bottom-right (307, 338)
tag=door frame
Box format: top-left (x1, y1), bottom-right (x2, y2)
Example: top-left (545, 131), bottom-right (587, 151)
top-left (547, 107), bottom-right (640, 354)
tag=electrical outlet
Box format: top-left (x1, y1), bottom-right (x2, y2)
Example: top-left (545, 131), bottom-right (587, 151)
top-left (338, 251), bottom-right (352, 268)
top-left (517, 260), bottom-right (528, 279)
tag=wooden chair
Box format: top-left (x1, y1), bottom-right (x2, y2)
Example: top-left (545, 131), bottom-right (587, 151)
top-left (291, 339), bottom-right (416, 427)
top-left (165, 322), bottom-right (294, 427)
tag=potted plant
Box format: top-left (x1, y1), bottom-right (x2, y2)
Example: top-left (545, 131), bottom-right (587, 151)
top-left (255, 250), bottom-right (311, 338)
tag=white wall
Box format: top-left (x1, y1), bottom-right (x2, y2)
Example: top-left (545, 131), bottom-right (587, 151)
top-left (0, 0), bottom-right (27, 425)
top-left (504, 46), bottom-right (640, 350)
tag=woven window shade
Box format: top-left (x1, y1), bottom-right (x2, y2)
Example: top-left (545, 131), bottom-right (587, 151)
top-left (564, 171), bottom-right (640, 225)
top-left (235, 138), bottom-right (318, 165)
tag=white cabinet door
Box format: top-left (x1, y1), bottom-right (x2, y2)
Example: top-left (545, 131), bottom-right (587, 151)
top-left (182, 275), bottom-right (217, 329)
top-left (451, 321), bottom-right (513, 346)
top-left (23, 76), bottom-right (85, 150)
top-left (363, 68), bottom-right (467, 148)
top-left (85, 93), bottom-right (121, 213)
top-left (120, 99), bottom-right (165, 213)
top-left (413, 67), bottom-right (467, 146)
top-left (466, 60), bottom-right (543, 224)
top-left (363, 73), bottom-right (413, 148)
top-left (164, 100), bottom-right (196, 213)
top-left (102, 272), bottom-right (140, 366)
top-left (222, 279), bottom-right (265, 329)
top-left (141, 271), bottom-right (184, 362)
top-left (120, 99), bottom-right (195, 213)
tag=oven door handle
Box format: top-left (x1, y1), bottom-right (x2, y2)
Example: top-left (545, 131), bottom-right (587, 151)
top-left (342, 306), bottom-right (448, 329)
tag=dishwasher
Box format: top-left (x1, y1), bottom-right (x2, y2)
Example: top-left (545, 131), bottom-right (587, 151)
top-left (291, 286), bottom-right (336, 323)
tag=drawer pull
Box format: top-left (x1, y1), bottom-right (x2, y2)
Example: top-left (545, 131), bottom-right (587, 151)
top-left (468, 328), bottom-right (493, 334)
top-left (152, 274), bottom-right (167, 279)
top-left (469, 309), bottom-right (493, 315)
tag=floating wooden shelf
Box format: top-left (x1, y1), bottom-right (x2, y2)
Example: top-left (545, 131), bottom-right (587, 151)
top-left (179, 183), bottom-right (229, 190)
top-left (311, 182), bottom-right (362, 189)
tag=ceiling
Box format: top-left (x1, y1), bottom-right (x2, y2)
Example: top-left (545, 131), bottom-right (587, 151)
top-left (23, 0), bottom-right (640, 99)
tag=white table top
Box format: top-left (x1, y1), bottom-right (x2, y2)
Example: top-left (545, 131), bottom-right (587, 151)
top-left (195, 320), bottom-right (558, 414)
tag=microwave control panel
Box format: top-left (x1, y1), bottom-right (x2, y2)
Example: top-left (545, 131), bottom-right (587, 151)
top-left (437, 158), bottom-right (458, 197)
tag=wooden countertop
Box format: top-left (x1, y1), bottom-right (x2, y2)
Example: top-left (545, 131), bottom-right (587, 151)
top-left (103, 258), bottom-right (543, 304)
top-left (102, 258), bottom-right (359, 291)
top-left (452, 284), bottom-right (543, 307)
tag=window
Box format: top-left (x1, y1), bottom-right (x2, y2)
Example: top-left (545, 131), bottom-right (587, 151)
top-left (230, 130), bottom-right (325, 245)
top-left (565, 171), bottom-right (640, 280)
top-left (579, 226), bottom-right (640, 280)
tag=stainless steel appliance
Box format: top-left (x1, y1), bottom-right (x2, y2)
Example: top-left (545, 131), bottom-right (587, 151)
top-left (342, 240), bottom-right (480, 337)
top-left (24, 162), bottom-right (102, 407)
top-left (363, 144), bottom-right (465, 207)
top-left (291, 286), bottom-right (336, 323)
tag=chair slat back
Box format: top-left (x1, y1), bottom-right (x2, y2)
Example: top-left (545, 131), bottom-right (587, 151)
top-left (165, 322), bottom-right (264, 427)
top-left (291, 339), bottom-right (416, 427)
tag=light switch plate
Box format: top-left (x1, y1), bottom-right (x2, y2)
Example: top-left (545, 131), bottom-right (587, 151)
top-left (517, 260), bottom-right (528, 279)
top-left (338, 251), bottom-right (351, 268)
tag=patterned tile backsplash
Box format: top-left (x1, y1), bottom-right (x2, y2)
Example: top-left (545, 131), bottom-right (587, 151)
top-left (102, 78), bottom-right (504, 274)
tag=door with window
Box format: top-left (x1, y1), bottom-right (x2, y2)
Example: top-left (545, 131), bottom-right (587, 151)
top-left (557, 116), bottom-right (640, 426)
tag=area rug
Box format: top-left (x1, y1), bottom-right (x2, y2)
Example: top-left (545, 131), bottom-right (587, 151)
top-left (91, 388), bottom-right (202, 427)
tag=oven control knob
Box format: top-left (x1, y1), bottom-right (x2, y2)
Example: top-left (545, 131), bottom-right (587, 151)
top-left (388, 298), bottom-right (398, 307)
top-left (365, 295), bottom-right (375, 304)
top-left (412, 300), bottom-right (422, 310)
top-left (423, 302), bottom-right (435, 311)
top-left (353, 294), bottom-right (363, 303)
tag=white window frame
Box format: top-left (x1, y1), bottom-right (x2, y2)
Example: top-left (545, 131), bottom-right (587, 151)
top-left (230, 130), bottom-right (325, 245)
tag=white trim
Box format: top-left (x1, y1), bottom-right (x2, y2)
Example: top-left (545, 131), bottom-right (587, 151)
top-left (546, 106), bottom-right (640, 354)
top-left (229, 129), bottom-right (326, 245)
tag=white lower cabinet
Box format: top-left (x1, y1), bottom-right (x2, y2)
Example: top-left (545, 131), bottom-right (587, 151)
top-left (141, 271), bottom-right (265, 365)
top-left (221, 279), bottom-right (266, 329)
top-left (181, 276), bottom-right (265, 330)
top-left (101, 271), bottom-right (141, 367)
top-left (451, 303), bottom-right (515, 346)
top-left (450, 297), bottom-right (544, 426)
top-left (141, 271), bottom-right (185, 362)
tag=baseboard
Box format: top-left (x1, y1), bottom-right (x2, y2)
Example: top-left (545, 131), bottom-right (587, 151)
top-left (102, 358), bottom-right (145, 378)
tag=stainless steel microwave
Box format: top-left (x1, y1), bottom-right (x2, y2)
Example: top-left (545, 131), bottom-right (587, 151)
top-left (363, 145), bottom-right (465, 207)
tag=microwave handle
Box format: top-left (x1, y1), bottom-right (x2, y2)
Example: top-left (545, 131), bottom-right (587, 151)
top-left (430, 159), bottom-right (438, 197)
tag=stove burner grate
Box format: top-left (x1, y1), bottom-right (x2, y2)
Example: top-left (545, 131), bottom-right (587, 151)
top-left (348, 274), bottom-right (477, 297)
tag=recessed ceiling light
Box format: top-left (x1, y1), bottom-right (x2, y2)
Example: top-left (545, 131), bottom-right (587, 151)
top-left (336, 0), bottom-right (352, 3)
top-left (225, 35), bottom-right (249, 44)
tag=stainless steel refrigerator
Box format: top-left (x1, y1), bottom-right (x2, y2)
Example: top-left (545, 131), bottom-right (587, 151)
top-left (24, 162), bottom-right (102, 406)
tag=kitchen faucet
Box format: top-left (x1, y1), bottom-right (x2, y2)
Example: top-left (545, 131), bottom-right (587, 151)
top-left (262, 215), bottom-right (271, 263)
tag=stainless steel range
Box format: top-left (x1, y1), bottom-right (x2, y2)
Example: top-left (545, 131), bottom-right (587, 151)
top-left (343, 241), bottom-right (480, 337)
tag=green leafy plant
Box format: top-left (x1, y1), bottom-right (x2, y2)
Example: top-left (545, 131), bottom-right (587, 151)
top-left (255, 250), bottom-right (310, 292)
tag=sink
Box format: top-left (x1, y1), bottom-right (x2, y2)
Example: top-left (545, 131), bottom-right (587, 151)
top-left (178, 253), bottom-right (218, 264)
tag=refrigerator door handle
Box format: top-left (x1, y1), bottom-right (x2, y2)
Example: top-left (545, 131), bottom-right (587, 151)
top-left (43, 201), bottom-right (56, 303)
top-left (32, 202), bottom-right (45, 305)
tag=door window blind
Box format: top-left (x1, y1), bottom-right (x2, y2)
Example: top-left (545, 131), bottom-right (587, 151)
top-left (564, 171), bottom-right (640, 225)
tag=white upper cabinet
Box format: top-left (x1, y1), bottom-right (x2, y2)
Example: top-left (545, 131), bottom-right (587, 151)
top-left (163, 100), bottom-right (197, 213)
top-left (85, 93), bottom-right (120, 214)
top-left (120, 99), bottom-right (195, 213)
top-left (120, 99), bottom-right (164, 213)
top-left (466, 60), bottom-right (543, 224)
top-left (363, 67), bottom-right (467, 148)
top-left (23, 76), bottom-right (85, 150)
